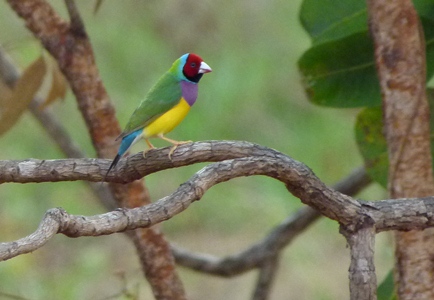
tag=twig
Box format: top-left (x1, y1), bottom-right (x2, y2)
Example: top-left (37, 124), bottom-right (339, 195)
top-left (172, 206), bottom-right (320, 276)
top-left (252, 255), bottom-right (280, 300)
top-left (64, 0), bottom-right (86, 37)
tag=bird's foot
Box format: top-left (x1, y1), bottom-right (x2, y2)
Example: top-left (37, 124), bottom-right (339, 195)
top-left (143, 139), bottom-right (155, 158)
top-left (143, 149), bottom-right (152, 158)
top-left (157, 134), bottom-right (192, 159)
top-left (168, 140), bottom-right (192, 160)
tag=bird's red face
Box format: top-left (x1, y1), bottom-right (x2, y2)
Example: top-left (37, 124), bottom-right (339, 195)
top-left (183, 54), bottom-right (212, 82)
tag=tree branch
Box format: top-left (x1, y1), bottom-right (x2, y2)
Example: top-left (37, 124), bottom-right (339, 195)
top-left (0, 141), bottom-right (363, 226)
top-left (172, 206), bottom-right (320, 276)
top-left (2, 143), bottom-right (434, 263)
top-left (172, 167), bottom-right (370, 276)
top-left (2, 141), bottom-right (434, 232)
top-left (341, 222), bottom-right (377, 300)
top-left (252, 255), bottom-right (280, 300)
top-left (172, 167), bottom-right (370, 299)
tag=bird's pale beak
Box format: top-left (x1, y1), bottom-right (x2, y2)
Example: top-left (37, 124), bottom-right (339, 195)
top-left (199, 61), bottom-right (212, 74)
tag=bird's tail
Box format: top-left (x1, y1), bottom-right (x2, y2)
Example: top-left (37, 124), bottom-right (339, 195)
top-left (102, 129), bottom-right (142, 183)
top-left (103, 154), bottom-right (121, 183)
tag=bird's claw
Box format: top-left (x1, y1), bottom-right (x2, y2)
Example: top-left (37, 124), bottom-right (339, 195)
top-left (143, 149), bottom-right (151, 158)
top-left (168, 140), bottom-right (192, 160)
top-left (143, 139), bottom-right (156, 158)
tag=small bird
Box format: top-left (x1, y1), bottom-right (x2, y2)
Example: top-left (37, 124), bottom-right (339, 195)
top-left (104, 53), bottom-right (212, 180)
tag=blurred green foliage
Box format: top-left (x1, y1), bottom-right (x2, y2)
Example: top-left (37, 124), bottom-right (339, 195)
top-left (0, 1), bottom-right (392, 299)
top-left (299, 0), bottom-right (434, 109)
top-left (377, 270), bottom-right (397, 300)
top-left (299, 0), bottom-right (434, 193)
top-left (355, 107), bottom-right (389, 188)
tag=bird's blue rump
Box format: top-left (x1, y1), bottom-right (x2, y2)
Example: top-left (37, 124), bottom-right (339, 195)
top-left (118, 129), bottom-right (142, 157)
top-left (102, 129), bottom-right (142, 183)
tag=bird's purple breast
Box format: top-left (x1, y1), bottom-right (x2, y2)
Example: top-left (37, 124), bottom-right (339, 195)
top-left (181, 81), bottom-right (198, 106)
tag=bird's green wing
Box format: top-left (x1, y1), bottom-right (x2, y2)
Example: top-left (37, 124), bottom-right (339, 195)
top-left (118, 72), bottom-right (182, 139)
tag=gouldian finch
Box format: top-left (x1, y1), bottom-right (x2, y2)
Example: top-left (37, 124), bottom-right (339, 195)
top-left (105, 53), bottom-right (212, 178)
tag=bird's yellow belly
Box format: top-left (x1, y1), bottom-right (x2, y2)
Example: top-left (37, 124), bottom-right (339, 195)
top-left (143, 98), bottom-right (191, 138)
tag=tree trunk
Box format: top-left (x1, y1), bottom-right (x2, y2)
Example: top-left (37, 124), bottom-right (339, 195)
top-left (367, 0), bottom-right (434, 298)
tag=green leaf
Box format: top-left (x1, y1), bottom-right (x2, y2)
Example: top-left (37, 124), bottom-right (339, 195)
top-left (377, 270), bottom-right (397, 300)
top-left (422, 17), bottom-right (434, 78)
top-left (298, 0), bottom-right (434, 108)
top-left (355, 92), bottom-right (434, 188)
top-left (298, 32), bottom-right (380, 108)
top-left (300, 0), bottom-right (434, 45)
top-left (355, 106), bottom-right (388, 188)
top-left (414, 0), bottom-right (434, 22)
top-left (300, 0), bottom-right (367, 45)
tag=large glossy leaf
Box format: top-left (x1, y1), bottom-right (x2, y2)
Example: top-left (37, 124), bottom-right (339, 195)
top-left (299, 32), bottom-right (379, 107)
top-left (299, 0), bottom-right (434, 108)
top-left (301, 0), bottom-right (434, 44)
top-left (299, 0), bottom-right (367, 45)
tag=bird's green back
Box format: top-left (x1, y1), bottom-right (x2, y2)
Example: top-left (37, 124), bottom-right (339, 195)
top-left (118, 71), bottom-right (182, 139)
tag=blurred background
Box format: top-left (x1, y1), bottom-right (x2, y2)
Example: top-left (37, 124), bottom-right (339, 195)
top-left (0, 1), bottom-right (391, 299)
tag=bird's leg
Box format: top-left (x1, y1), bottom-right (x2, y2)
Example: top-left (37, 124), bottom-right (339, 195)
top-left (143, 139), bottom-right (155, 158)
top-left (158, 134), bottom-right (192, 159)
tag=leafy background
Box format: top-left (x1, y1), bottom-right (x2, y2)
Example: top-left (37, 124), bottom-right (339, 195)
top-left (0, 1), bottom-right (392, 299)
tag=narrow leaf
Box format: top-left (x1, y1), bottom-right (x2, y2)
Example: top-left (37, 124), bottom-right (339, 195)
top-left (39, 55), bottom-right (67, 109)
top-left (0, 55), bottom-right (47, 135)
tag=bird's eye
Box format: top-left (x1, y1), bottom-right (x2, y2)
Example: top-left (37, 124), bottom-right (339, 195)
top-left (190, 62), bottom-right (196, 68)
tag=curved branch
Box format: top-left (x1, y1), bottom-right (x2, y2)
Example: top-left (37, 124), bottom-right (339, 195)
top-left (172, 167), bottom-right (371, 276)
top-left (2, 145), bottom-right (434, 262)
top-left (0, 152), bottom-right (358, 261)
top-left (0, 141), bottom-right (362, 226)
top-left (172, 206), bottom-right (319, 276)
top-left (0, 208), bottom-right (63, 260)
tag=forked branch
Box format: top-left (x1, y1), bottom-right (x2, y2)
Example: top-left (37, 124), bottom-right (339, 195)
top-left (1, 142), bottom-right (434, 264)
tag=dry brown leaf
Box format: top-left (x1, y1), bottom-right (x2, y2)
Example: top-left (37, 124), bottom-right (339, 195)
top-left (0, 55), bottom-right (47, 135)
top-left (38, 55), bottom-right (67, 109)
